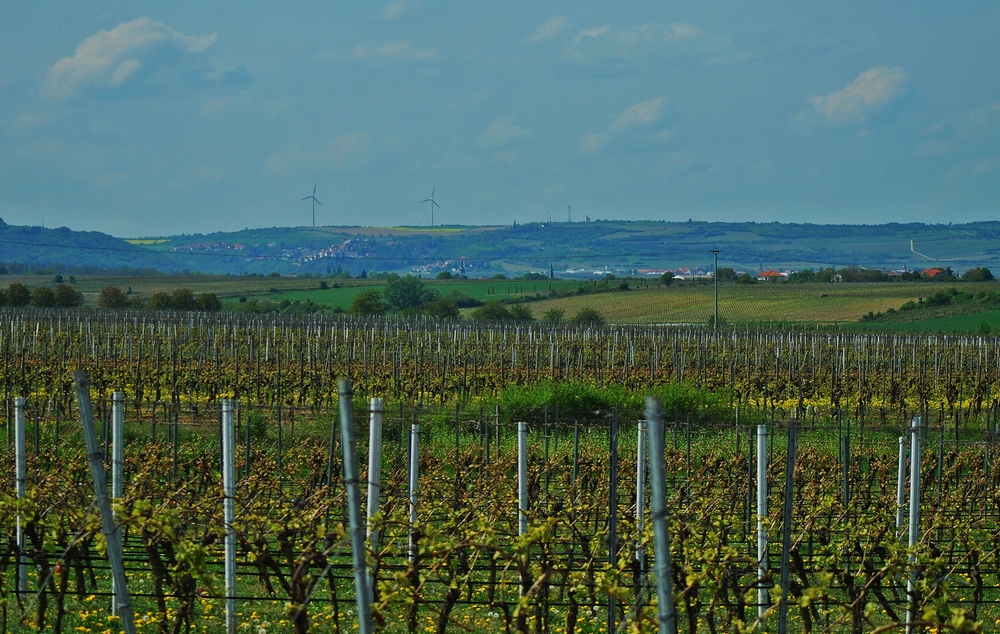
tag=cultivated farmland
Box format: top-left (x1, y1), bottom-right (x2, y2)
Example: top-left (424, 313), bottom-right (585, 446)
top-left (3, 309), bottom-right (1000, 632)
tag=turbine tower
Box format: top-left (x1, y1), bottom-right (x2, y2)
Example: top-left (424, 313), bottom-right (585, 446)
top-left (420, 187), bottom-right (441, 227)
top-left (301, 184), bottom-right (322, 228)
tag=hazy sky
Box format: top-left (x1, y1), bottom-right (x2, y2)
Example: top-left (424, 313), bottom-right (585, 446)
top-left (1, 2), bottom-right (998, 237)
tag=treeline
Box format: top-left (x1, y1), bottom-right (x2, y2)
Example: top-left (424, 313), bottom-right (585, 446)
top-left (339, 274), bottom-right (605, 325)
top-left (716, 266), bottom-right (994, 283)
top-left (861, 287), bottom-right (1000, 323)
top-left (0, 282), bottom-right (84, 307)
top-left (0, 261), bottom-right (162, 277)
top-left (97, 286), bottom-right (222, 312)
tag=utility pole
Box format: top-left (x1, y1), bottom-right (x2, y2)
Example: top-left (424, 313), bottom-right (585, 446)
top-left (711, 250), bottom-right (720, 328)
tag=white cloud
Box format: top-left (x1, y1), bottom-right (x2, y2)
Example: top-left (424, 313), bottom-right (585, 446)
top-left (350, 40), bottom-right (439, 62)
top-left (477, 117), bottom-right (533, 149)
top-left (923, 102), bottom-right (1000, 140)
top-left (567, 22), bottom-right (703, 61)
top-left (527, 16), bottom-right (569, 44)
top-left (579, 132), bottom-right (610, 155)
top-left (381, 0), bottom-right (419, 21)
top-left (809, 66), bottom-right (907, 125)
top-left (918, 102), bottom-right (1000, 169)
top-left (265, 132), bottom-right (372, 175)
top-left (170, 164), bottom-right (226, 191)
top-left (10, 112), bottom-right (51, 136)
top-left (201, 96), bottom-right (234, 115)
top-left (44, 17), bottom-right (217, 100)
top-left (580, 97), bottom-right (669, 155)
top-left (610, 97), bottom-right (665, 131)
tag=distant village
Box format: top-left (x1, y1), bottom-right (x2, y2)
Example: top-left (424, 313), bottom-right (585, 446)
top-left (170, 239), bottom-right (973, 282)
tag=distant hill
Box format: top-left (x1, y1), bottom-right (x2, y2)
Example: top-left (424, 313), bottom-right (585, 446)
top-left (0, 218), bottom-right (174, 274)
top-left (2, 218), bottom-right (999, 277)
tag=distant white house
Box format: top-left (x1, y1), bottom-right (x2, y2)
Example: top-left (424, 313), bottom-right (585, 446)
top-left (755, 269), bottom-right (789, 282)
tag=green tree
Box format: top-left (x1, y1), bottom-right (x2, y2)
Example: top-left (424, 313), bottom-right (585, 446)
top-left (471, 301), bottom-right (513, 321)
top-left (436, 270), bottom-right (453, 280)
top-left (571, 307), bottom-right (605, 326)
top-left (509, 304), bottom-right (534, 321)
top-left (7, 282), bottom-right (31, 307)
top-left (196, 293), bottom-right (222, 311)
top-left (98, 286), bottom-right (130, 309)
top-left (348, 288), bottom-right (386, 316)
top-left (148, 292), bottom-right (173, 310)
top-left (442, 290), bottom-right (481, 308)
top-left (171, 288), bottom-right (198, 310)
top-left (31, 286), bottom-right (56, 307)
top-left (383, 274), bottom-right (439, 311)
top-left (715, 267), bottom-right (738, 283)
top-left (814, 268), bottom-right (837, 283)
top-left (660, 271), bottom-right (675, 286)
top-left (54, 283), bottom-right (84, 307)
top-left (425, 297), bottom-right (459, 319)
top-left (962, 267), bottom-right (994, 282)
top-left (542, 307), bottom-right (565, 324)
top-left (787, 269), bottom-right (816, 283)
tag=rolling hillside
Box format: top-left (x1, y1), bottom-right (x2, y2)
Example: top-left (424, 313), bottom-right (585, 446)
top-left (3, 218), bottom-right (1000, 277)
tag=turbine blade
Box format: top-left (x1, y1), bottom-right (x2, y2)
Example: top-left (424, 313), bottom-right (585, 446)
top-left (301, 196), bottom-right (311, 201)
top-left (315, 198), bottom-right (322, 206)
top-left (312, 184), bottom-right (317, 195)
top-left (420, 198), bottom-right (431, 203)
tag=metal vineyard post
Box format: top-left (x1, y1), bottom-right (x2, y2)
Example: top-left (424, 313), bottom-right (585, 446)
top-left (73, 371), bottom-right (136, 634)
top-left (222, 399), bottom-right (237, 634)
top-left (339, 379), bottom-right (374, 634)
top-left (645, 396), bottom-right (676, 634)
top-left (111, 391), bottom-right (124, 616)
top-left (15, 396), bottom-right (27, 597)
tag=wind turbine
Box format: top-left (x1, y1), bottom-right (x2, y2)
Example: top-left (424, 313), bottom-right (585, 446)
top-left (420, 187), bottom-right (441, 227)
top-left (301, 184), bottom-right (322, 227)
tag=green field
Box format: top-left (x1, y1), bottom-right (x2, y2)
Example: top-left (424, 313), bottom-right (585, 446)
top-left (265, 278), bottom-right (585, 306)
top-left (7, 273), bottom-right (1000, 331)
top-left (525, 281), bottom-right (993, 326)
top-left (849, 308), bottom-right (1000, 333)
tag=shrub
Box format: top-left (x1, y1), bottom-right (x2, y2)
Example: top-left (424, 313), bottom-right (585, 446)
top-left (54, 283), bottom-right (84, 307)
top-left (542, 308), bottom-right (565, 324)
top-left (471, 301), bottom-right (512, 321)
top-left (571, 307), bottom-right (605, 326)
top-left (6, 283), bottom-right (30, 307)
top-left (31, 286), bottom-right (56, 307)
top-left (98, 286), bottom-right (130, 309)
top-left (348, 289), bottom-right (386, 316)
top-left (196, 293), bottom-right (222, 311)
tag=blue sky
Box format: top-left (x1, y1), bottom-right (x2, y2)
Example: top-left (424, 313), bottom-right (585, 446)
top-left (1, 1), bottom-right (997, 237)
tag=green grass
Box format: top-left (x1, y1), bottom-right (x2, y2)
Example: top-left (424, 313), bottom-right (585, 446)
top-left (261, 278), bottom-right (586, 310)
top-left (851, 308), bottom-right (1000, 333)
top-left (526, 282), bottom-right (951, 325)
top-left (9, 273), bottom-right (1000, 332)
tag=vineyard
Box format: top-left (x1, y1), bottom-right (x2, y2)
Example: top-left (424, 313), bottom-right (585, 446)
top-left (5, 309), bottom-right (1000, 632)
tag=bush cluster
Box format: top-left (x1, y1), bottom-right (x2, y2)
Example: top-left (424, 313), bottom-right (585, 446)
top-left (98, 286), bottom-right (222, 312)
top-left (0, 282), bottom-right (83, 308)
